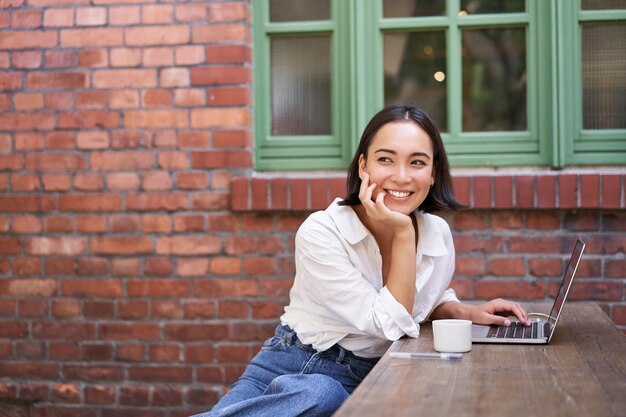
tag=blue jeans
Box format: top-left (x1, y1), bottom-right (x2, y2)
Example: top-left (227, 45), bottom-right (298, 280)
top-left (190, 324), bottom-right (380, 417)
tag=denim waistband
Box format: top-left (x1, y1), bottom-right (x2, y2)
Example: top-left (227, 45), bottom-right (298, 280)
top-left (275, 324), bottom-right (380, 367)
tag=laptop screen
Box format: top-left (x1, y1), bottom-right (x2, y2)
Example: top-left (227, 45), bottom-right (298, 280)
top-left (547, 240), bottom-right (585, 337)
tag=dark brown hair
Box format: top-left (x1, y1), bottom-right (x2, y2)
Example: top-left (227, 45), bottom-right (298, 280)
top-left (338, 104), bottom-right (465, 213)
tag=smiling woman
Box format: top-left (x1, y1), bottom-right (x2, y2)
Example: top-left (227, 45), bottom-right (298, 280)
top-left (191, 105), bottom-right (531, 417)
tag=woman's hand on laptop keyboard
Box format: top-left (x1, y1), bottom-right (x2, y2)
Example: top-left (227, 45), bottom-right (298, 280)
top-left (469, 298), bottom-right (531, 327)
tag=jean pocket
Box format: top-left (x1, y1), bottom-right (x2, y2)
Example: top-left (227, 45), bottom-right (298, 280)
top-left (343, 362), bottom-right (371, 383)
top-left (261, 335), bottom-right (286, 351)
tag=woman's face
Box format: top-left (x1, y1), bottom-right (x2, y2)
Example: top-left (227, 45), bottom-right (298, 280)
top-left (358, 121), bottom-right (434, 215)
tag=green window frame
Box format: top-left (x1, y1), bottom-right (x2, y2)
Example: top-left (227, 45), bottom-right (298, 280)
top-left (252, 0), bottom-right (626, 171)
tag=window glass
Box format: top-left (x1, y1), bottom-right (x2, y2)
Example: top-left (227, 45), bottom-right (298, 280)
top-left (383, 0), bottom-right (445, 17)
top-left (270, 36), bottom-right (332, 135)
top-left (580, 0), bottom-right (626, 10)
top-left (462, 28), bottom-right (526, 131)
top-left (384, 31), bottom-right (448, 131)
top-left (270, 0), bottom-right (331, 22)
top-left (460, 0), bottom-right (525, 15)
top-left (582, 23), bottom-right (626, 129)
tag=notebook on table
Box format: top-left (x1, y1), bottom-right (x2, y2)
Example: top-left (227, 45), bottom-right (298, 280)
top-left (472, 239), bottom-right (585, 344)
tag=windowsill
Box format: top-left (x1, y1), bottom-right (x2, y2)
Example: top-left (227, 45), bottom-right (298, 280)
top-left (230, 169), bottom-right (625, 211)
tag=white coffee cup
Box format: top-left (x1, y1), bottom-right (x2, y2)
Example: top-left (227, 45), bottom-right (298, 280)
top-left (432, 319), bottom-right (472, 353)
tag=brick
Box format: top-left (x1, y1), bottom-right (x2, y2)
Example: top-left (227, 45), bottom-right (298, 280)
top-left (12, 51), bottom-right (42, 69)
top-left (559, 174), bottom-right (578, 208)
top-left (59, 194), bottom-right (122, 212)
top-left (163, 323), bottom-right (228, 342)
top-left (142, 89), bottom-right (172, 106)
top-left (489, 258), bottom-right (525, 276)
top-left (192, 109), bottom-right (249, 128)
top-left (0, 134), bottom-right (10, 152)
top-left (109, 215), bottom-right (139, 232)
top-left (26, 153), bottom-right (84, 170)
top-left (91, 237), bottom-right (153, 254)
top-left (515, 175), bottom-right (535, 208)
top-left (144, 258), bottom-right (173, 276)
top-left (128, 366), bottom-right (192, 383)
top-left (455, 257), bottom-right (487, 275)
top-left (218, 301), bottom-right (248, 319)
top-left (52, 299), bottom-right (80, 317)
top-left (0, 74), bottom-right (21, 94)
top-left (77, 131), bottom-right (109, 149)
top-left (100, 323), bottom-right (159, 341)
top-left (77, 257), bottom-right (110, 275)
top-left (60, 28), bottom-right (124, 47)
top-left (85, 385), bottom-right (115, 405)
top-left (141, 214), bottom-right (172, 233)
top-left (76, 91), bottom-right (106, 108)
top-left (175, 3), bottom-right (207, 22)
top-left (13, 257), bottom-right (41, 275)
top-left (213, 130), bottom-right (250, 147)
top-left (156, 236), bottom-right (220, 255)
top-left (563, 212), bottom-right (598, 231)
top-left (14, 93), bottom-right (44, 110)
top-left (82, 344), bottom-right (112, 361)
top-left (528, 258), bottom-right (562, 277)
top-left (174, 88), bottom-right (206, 107)
top-left (207, 86), bottom-right (251, 106)
top-left (207, 2), bottom-right (247, 22)
top-left (252, 301), bottom-right (281, 319)
top-left (568, 281), bottom-right (622, 301)
top-left (537, 174), bottom-right (556, 208)
top-left (143, 47), bottom-right (174, 66)
top-left (0, 279), bottom-right (56, 296)
top-left (184, 300), bottom-right (215, 319)
top-left (11, 9), bottom-right (42, 28)
top-left (580, 174), bottom-right (600, 208)
top-left (45, 259), bottom-right (76, 275)
top-left (120, 385), bottom-right (149, 406)
top-left (44, 216), bottom-right (73, 233)
top-left (42, 173), bottom-right (71, 191)
top-left (160, 67), bottom-right (190, 87)
top-left (158, 151), bottom-right (190, 169)
top-left (508, 236), bottom-right (561, 253)
top-left (110, 48), bottom-right (141, 67)
top-left (601, 174), bottom-right (622, 209)
top-left (26, 237), bottom-right (86, 255)
top-left (44, 91), bottom-right (73, 109)
top-left (605, 259), bottom-right (626, 278)
top-left (210, 257), bottom-right (241, 275)
top-left (83, 300), bottom-right (114, 318)
top-left (118, 300), bottom-right (148, 319)
top-left (195, 278), bottom-right (259, 298)
top-left (191, 66), bottom-right (250, 86)
top-left (27, 71), bottom-right (86, 89)
top-left (58, 111), bottom-right (120, 129)
top-left (152, 386), bottom-right (182, 406)
top-left (187, 386), bottom-right (219, 405)
top-left (0, 363), bottom-right (59, 380)
top-left (206, 45), bottom-right (250, 64)
top-left (178, 172), bottom-right (208, 190)
top-left (12, 215), bottom-right (42, 233)
top-left (152, 300), bottom-right (182, 319)
top-left (174, 214), bottom-right (204, 232)
top-left (149, 130), bottom-right (176, 147)
top-left (76, 7), bottom-right (107, 26)
top-left (43, 9), bottom-right (74, 27)
top-left (19, 299), bottom-right (48, 317)
top-left (107, 172), bottom-right (139, 190)
top-left (62, 365), bottom-right (123, 382)
top-left (51, 384), bottom-right (80, 403)
top-left (192, 192), bottom-right (229, 211)
top-left (115, 344), bottom-right (144, 362)
top-left (111, 259), bottom-right (140, 277)
top-left (126, 25), bottom-right (189, 46)
top-left (126, 193), bottom-right (188, 211)
top-left (46, 132), bottom-right (75, 149)
top-left (125, 109), bottom-right (188, 128)
top-left (110, 90), bottom-right (140, 108)
top-left (175, 45), bottom-right (205, 65)
top-left (475, 280), bottom-right (547, 300)
top-left (93, 69), bottom-right (156, 88)
top-left (176, 258), bottom-right (209, 276)
top-left (0, 196), bottom-right (56, 212)
top-left (0, 154), bottom-right (23, 170)
top-left (0, 30), bottom-right (57, 50)
top-left (45, 50), bottom-right (76, 67)
top-left (109, 6), bottom-right (140, 25)
top-left (142, 4), bottom-right (173, 24)
top-left (526, 212), bottom-right (560, 229)
top-left (90, 151), bottom-right (153, 170)
top-left (78, 49), bottom-right (108, 67)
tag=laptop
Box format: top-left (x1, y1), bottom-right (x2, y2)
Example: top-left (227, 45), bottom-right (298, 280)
top-left (472, 239), bottom-right (585, 344)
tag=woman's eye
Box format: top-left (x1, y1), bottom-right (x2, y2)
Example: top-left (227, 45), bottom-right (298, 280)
top-left (411, 160), bottom-right (426, 166)
top-left (378, 157), bottom-right (392, 163)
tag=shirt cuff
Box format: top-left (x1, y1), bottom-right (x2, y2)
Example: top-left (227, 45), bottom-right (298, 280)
top-left (376, 286), bottom-right (420, 340)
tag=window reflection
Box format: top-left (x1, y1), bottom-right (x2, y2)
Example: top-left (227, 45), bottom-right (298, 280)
top-left (462, 28), bottom-right (526, 131)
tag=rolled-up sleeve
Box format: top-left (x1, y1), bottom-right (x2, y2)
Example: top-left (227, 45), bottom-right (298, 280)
top-left (295, 221), bottom-right (419, 341)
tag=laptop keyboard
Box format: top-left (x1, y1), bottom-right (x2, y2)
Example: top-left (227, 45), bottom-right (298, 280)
top-left (486, 321), bottom-right (551, 339)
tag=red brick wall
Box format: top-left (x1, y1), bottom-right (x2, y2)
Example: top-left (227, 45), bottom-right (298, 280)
top-left (1, 0), bottom-right (625, 415)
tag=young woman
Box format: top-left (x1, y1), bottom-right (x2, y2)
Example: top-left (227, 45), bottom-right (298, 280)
top-left (191, 105), bottom-right (530, 417)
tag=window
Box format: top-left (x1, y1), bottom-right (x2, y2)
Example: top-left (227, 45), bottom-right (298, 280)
top-left (252, 0), bottom-right (626, 171)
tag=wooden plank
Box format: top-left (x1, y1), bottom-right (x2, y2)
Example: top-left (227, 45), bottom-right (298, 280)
top-left (333, 303), bottom-right (626, 417)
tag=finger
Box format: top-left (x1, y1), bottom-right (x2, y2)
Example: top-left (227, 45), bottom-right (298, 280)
top-left (488, 314), bottom-right (512, 327)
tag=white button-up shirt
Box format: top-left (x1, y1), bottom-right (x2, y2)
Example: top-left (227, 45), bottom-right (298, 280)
top-left (281, 198), bottom-right (459, 358)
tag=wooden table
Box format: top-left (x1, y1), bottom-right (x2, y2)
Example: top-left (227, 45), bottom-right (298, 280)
top-left (333, 303), bottom-right (626, 417)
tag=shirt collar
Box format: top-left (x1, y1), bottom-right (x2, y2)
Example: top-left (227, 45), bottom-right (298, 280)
top-left (326, 198), bottom-right (449, 257)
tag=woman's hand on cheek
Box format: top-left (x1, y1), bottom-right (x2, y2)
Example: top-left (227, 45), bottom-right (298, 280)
top-left (359, 173), bottom-right (412, 231)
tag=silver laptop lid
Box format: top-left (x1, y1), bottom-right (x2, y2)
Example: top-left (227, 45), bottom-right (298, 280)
top-left (546, 239), bottom-right (585, 343)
